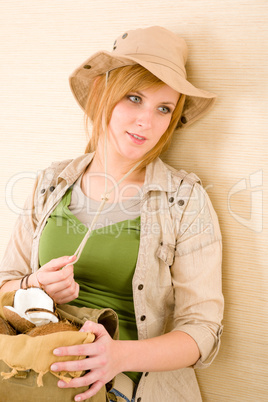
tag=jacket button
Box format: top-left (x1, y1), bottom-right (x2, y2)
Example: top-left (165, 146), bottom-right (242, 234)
top-left (40, 189), bottom-right (46, 194)
top-left (122, 33), bottom-right (128, 39)
top-left (49, 186), bottom-right (55, 192)
top-left (169, 197), bottom-right (174, 203)
top-left (145, 372), bottom-right (149, 376)
top-left (137, 398), bottom-right (141, 402)
top-left (83, 64), bottom-right (91, 69)
top-left (140, 315), bottom-right (146, 321)
top-left (138, 284), bottom-right (144, 290)
top-left (178, 199), bottom-right (185, 206)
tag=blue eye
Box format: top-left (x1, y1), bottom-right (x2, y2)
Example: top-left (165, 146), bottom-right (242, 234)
top-left (158, 106), bottom-right (171, 114)
top-left (128, 95), bottom-right (141, 103)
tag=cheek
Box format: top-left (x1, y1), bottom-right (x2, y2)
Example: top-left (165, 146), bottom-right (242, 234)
top-left (112, 101), bottom-right (131, 118)
top-left (109, 106), bottom-right (118, 126)
top-left (109, 104), bottom-right (129, 130)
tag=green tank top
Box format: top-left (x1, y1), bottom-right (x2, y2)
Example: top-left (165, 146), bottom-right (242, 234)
top-left (39, 187), bottom-right (141, 383)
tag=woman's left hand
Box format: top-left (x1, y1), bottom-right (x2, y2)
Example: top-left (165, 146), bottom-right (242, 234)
top-left (51, 321), bottom-right (122, 401)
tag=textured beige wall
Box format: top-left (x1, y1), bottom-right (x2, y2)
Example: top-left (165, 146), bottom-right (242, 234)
top-left (0, 1), bottom-right (267, 400)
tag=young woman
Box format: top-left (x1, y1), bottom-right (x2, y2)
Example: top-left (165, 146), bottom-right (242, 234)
top-left (0, 26), bottom-right (224, 402)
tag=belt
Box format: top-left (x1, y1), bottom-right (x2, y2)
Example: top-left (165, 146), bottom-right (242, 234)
top-left (112, 372), bottom-right (135, 400)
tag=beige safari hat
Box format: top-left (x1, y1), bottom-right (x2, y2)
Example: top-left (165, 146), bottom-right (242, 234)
top-left (69, 26), bottom-right (217, 129)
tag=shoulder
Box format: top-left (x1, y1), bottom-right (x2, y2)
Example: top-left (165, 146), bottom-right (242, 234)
top-left (36, 153), bottom-right (94, 191)
top-left (162, 161), bottom-right (209, 222)
top-left (154, 159), bottom-right (222, 243)
top-left (39, 157), bottom-right (74, 184)
top-left (41, 153), bottom-right (93, 179)
top-left (167, 162), bottom-right (201, 186)
top-left (32, 158), bottom-right (73, 202)
top-left (31, 154), bottom-right (94, 216)
top-left (38, 158), bottom-right (73, 186)
top-left (175, 177), bottom-right (222, 248)
top-left (150, 157), bottom-right (202, 190)
top-left (46, 158), bottom-right (74, 174)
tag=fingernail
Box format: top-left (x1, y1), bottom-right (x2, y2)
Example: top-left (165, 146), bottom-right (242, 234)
top-left (58, 380), bottom-right (66, 388)
top-left (68, 255), bottom-right (76, 260)
top-left (75, 396), bottom-right (82, 401)
top-left (53, 349), bottom-right (61, 355)
top-left (51, 364), bottom-right (58, 371)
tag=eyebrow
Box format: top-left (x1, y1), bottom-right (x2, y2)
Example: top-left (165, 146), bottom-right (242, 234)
top-left (134, 91), bottom-right (177, 107)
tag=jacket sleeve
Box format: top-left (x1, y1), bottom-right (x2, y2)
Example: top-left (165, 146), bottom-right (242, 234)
top-left (0, 170), bottom-right (45, 287)
top-left (171, 182), bottom-right (224, 368)
top-left (0, 156), bottom-right (74, 288)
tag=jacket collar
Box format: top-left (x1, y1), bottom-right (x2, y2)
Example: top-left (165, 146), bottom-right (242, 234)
top-left (143, 157), bottom-right (181, 194)
top-left (57, 152), bottom-right (180, 193)
top-left (57, 153), bottom-right (95, 185)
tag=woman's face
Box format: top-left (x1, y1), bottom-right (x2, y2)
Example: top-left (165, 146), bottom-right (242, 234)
top-left (107, 84), bottom-right (180, 164)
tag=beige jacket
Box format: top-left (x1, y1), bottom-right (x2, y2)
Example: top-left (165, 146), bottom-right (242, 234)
top-left (0, 153), bottom-right (224, 401)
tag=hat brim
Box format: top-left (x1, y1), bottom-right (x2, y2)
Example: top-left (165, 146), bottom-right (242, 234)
top-left (69, 51), bottom-right (217, 128)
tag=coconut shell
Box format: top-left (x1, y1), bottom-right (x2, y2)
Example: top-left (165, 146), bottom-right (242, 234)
top-left (25, 308), bottom-right (59, 326)
top-left (0, 290), bottom-right (16, 318)
top-left (0, 316), bottom-right (17, 335)
top-left (25, 307), bottom-right (58, 315)
top-left (26, 320), bottom-right (79, 337)
top-left (3, 306), bottom-right (35, 333)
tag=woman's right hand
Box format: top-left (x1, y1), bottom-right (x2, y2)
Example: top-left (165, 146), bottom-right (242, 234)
top-left (30, 255), bottom-right (79, 304)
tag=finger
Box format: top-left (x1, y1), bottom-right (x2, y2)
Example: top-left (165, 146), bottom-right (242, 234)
top-left (52, 282), bottom-right (80, 304)
top-left (52, 322), bottom-right (106, 356)
top-left (53, 342), bottom-right (95, 358)
top-left (80, 321), bottom-right (107, 339)
top-left (57, 371), bottom-right (104, 394)
top-left (38, 264), bottom-right (74, 286)
top-left (43, 280), bottom-right (80, 304)
top-left (40, 255), bottom-right (76, 273)
top-left (43, 266), bottom-right (75, 290)
top-left (75, 380), bottom-right (104, 401)
top-left (51, 356), bottom-right (92, 373)
top-left (57, 372), bottom-right (92, 389)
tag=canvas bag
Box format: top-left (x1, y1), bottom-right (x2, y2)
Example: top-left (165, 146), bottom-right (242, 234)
top-left (0, 290), bottom-right (118, 402)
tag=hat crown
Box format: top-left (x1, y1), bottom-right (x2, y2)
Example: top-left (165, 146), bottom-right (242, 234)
top-left (69, 26), bottom-right (217, 129)
top-left (113, 26), bottom-right (188, 78)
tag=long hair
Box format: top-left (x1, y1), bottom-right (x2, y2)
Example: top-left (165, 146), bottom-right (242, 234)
top-left (84, 64), bottom-right (185, 170)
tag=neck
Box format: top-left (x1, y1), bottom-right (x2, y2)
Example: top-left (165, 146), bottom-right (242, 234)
top-left (90, 145), bottom-right (146, 184)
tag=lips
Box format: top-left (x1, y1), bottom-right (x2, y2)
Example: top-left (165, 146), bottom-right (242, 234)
top-left (127, 131), bottom-right (147, 144)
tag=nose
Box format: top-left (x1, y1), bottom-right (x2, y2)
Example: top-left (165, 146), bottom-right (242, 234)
top-left (136, 109), bottom-right (153, 129)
